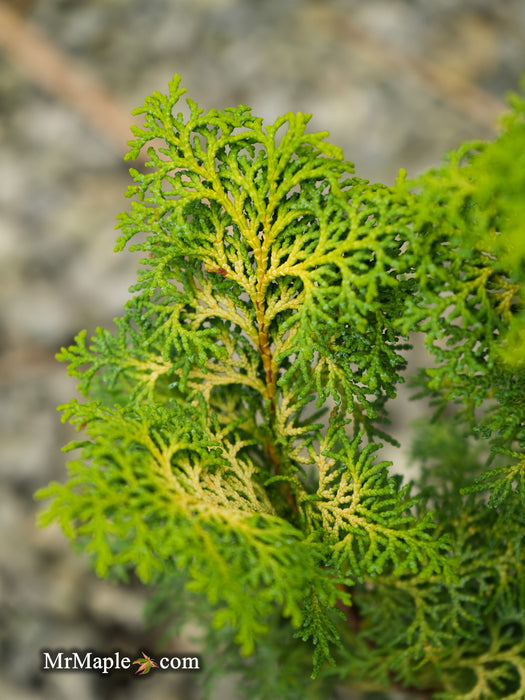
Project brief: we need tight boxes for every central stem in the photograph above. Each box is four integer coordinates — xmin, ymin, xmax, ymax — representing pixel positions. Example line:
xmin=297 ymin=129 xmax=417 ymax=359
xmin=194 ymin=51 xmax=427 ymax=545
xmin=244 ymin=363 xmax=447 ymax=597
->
xmin=253 ymin=233 xmax=298 ymax=515
xmin=255 ymin=298 xmax=277 ymax=411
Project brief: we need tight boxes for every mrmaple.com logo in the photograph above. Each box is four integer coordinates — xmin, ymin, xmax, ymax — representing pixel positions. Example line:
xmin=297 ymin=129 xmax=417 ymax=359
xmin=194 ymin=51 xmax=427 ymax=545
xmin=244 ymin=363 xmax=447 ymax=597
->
xmin=41 ymin=649 xmax=200 ymax=676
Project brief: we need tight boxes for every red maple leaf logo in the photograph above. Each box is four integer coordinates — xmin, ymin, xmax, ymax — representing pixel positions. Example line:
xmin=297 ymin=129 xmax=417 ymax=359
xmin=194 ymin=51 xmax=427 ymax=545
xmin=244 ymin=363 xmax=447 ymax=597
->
xmin=132 ymin=651 xmax=158 ymax=675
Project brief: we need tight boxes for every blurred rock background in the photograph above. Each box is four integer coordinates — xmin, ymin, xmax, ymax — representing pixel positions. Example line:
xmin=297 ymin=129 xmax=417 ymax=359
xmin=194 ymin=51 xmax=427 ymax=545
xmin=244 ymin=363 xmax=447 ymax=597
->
xmin=0 ymin=1 xmax=524 ymax=698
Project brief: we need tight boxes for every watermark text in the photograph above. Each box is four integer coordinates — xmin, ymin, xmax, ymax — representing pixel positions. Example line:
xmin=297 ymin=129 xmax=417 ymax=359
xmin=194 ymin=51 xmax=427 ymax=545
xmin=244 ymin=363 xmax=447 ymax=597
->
xmin=41 ymin=649 xmax=200 ymax=676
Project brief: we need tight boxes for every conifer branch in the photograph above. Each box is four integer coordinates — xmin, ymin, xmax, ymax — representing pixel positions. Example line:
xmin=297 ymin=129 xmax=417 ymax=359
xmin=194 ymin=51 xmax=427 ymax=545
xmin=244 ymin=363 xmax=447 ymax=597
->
xmin=36 ymin=74 xmax=525 ymax=700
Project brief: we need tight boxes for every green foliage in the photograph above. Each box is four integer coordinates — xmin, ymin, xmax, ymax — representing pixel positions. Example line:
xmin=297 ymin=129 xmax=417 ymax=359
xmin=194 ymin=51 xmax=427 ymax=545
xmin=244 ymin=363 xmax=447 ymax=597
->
xmin=36 ymin=75 xmax=525 ymax=699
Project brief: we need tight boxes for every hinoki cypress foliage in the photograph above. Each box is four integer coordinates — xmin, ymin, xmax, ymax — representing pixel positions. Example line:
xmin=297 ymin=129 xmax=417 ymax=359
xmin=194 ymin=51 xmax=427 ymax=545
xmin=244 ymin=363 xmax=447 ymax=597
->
xmin=37 ymin=76 xmax=525 ymax=699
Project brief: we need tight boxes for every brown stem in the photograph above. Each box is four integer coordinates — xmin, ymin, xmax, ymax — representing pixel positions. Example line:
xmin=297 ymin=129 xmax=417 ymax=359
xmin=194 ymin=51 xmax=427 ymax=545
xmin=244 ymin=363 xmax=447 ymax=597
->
xmin=264 ymin=436 xmax=298 ymax=515
xmin=255 ymin=301 xmax=277 ymax=413
xmin=254 ymin=295 xmax=299 ymax=514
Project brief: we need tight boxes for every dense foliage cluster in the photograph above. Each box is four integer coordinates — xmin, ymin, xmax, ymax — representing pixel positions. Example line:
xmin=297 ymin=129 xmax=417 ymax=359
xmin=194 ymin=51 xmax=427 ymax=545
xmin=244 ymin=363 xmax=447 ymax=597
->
xmin=37 ymin=76 xmax=525 ymax=699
